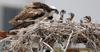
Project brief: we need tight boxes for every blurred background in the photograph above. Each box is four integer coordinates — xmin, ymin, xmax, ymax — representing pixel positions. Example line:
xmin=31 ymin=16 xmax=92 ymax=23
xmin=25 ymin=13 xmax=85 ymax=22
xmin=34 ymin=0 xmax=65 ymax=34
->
xmin=0 ymin=0 xmax=100 ymax=31
xmin=0 ymin=0 xmax=44 ymax=31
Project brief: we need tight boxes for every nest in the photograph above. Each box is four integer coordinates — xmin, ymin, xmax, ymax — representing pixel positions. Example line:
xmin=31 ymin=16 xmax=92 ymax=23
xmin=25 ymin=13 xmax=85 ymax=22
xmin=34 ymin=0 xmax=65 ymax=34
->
xmin=0 ymin=1 xmax=100 ymax=52
xmin=0 ymin=20 xmax=100 ymax=52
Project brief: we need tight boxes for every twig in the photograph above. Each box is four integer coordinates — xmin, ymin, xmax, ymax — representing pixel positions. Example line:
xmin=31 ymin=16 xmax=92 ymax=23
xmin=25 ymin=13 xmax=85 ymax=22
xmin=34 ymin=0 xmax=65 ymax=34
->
xmin=81 ymin=33 xmax=98 ymax=52
xmin=42 ymin=41 xmax=54 ymax=52
xmin=63 ymin=30 xmax=73 ymax=52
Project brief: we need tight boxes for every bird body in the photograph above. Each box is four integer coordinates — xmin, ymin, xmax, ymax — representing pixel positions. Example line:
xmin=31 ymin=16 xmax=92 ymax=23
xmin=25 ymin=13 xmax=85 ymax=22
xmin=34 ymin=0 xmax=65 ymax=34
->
xmin=9 ymin=2 xmax=59 ymax=29
xmin=9 ymin=8 xmax=45 ymax=26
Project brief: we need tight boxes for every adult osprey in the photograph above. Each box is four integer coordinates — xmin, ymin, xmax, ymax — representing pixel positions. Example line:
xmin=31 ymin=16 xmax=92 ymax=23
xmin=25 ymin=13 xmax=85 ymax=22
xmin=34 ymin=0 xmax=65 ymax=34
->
xmin=9 ymin=2 xmax=59 ymax=29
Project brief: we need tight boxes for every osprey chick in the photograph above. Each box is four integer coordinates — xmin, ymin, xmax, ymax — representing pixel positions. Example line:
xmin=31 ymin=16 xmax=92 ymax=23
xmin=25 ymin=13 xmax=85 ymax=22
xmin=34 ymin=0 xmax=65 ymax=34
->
xmin=66 ymin=12 xmax=75 ymax=24
xmin=60 ymin=10 xmax=66 ymax=20
xmin=57 ymin=9 xmax=66 ymax=23
xmin=67 ymin=13 xmax=75 ymax=21
xmin=80 ymin=16 xmax=95 ymax=29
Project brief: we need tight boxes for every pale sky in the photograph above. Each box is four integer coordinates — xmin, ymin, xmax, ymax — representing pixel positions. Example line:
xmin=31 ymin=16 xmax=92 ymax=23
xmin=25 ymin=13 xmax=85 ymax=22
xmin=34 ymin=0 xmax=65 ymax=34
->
xmin=0 ymin=0 xmax=100 ymax=23
xmin=45 ymin=0 xmax=100 ymax=23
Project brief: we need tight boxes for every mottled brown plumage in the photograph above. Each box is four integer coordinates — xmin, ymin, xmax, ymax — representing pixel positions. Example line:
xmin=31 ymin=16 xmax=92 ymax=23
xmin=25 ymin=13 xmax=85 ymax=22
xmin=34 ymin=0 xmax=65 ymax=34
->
xmin=9 ymin=7 xmax=45 ymax=26
xmin=9 ymin=2 xmax=59 ymax=28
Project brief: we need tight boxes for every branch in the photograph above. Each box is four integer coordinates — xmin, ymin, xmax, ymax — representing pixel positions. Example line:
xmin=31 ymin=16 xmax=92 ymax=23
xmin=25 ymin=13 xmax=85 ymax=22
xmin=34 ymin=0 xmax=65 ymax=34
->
xmin=63 ymin=30 xmax=73 ymax=52
xmin=81 ymin=33 xmax=98 ymax=52
xmin=42 ymin=41 xmax=54 ymax=52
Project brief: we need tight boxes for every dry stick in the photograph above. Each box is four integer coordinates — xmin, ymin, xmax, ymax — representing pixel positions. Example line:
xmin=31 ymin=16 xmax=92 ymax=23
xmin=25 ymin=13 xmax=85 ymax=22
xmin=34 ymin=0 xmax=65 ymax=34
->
xmin=42 ymin=41 xmax=54 ymax=52
xmin=18 ymin=20 xmax=35 ymax=22
xmin=10 ymin=18 xmax=46 ymax=51
xmin=63 ymin=30 xmax=73 ymax=52
xmin=0 ymin=36 xmax=12 ymax=43
xmin=23 ymin=17 xmax=47 ymax=36
xmin=38 ymin=38 xmax=43 ymax=52
xmin=44 ymin=33 xmax=53 ymax=41
xmin=81 ymin=33 xmax=98 ymax=52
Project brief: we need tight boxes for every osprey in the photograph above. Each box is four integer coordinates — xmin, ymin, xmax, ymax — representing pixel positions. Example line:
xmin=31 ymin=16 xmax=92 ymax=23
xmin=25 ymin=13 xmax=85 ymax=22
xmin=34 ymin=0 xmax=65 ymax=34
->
xmin=60 ymin=10 xmax=66 ymax=20
xmin=67 ymin=13 xmax=75 ymax=21
xmin=66 ymin=13 xmax=75 ymax=24
xmin=9 ymin=6 xmax=44 ymax=26
xmin=59 ymin=10 xmax=66 ymax=23
xmin=9 ymin=2 xmax=59 ymax=29
xmin=80 ymin=16 xmax=95 ymax=29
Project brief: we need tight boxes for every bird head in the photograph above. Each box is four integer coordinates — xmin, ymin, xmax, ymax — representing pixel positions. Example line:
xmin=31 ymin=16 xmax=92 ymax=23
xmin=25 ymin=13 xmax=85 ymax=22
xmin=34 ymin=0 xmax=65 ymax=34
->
xmin=68 ymin=13 xmax=75 ymax=21
xmin=60 ymin=10 xmax=66 ymax=14
xmin=48 ymin=5 xmax=59 ymax=14
xmin=68 ymin=13 xmax=75 ymax=18
xmin=52 ymin=9 xmax=59 ymax=14
xmin=84 ymin=16 xmax=91 ymax=22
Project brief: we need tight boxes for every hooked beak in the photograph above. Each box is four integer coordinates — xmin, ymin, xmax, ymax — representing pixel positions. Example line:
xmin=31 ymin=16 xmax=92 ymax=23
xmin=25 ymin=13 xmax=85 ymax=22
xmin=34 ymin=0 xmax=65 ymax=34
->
xmin=52 ymin=9 xmax=59 ymax=14
xmin=55 ymin=9 xmax=59 ymax=14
